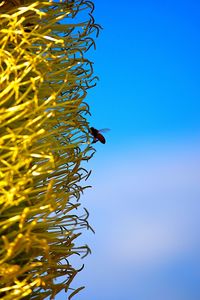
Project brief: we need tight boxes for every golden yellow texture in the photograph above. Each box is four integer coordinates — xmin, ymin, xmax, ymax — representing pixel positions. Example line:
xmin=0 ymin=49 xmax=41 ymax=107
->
xmin=0 ymin=1 xmax=100 ymax=298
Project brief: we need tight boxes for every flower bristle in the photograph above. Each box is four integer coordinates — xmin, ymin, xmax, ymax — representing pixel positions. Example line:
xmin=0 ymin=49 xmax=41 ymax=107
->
xmin=0 ymin=1 xmax=100 ymax=298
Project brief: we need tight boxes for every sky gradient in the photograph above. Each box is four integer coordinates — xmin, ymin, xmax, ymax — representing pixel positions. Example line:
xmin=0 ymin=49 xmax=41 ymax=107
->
xmin=58 ymin=1 xmax=200 ymax=299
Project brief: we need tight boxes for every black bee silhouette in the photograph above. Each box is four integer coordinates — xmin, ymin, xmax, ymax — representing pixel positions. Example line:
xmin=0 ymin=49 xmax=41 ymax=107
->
xmin=90 ymin=127 xmax=109 ymax=144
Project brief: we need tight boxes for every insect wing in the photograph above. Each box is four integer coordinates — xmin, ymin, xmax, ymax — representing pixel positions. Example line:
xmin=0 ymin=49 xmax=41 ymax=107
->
xmin=98 ymin=128 xmax=110 ymax=133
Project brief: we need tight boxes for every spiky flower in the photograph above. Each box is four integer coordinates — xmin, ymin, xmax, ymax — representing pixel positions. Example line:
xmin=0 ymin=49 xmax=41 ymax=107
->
xmin=0 ymin=0 xmax=100 ymax=299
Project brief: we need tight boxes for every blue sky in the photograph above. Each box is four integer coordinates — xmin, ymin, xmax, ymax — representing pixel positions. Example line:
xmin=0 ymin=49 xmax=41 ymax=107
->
xmin=58 ymin=0 xmax=200 ymax=299
xmin=89 ymin=0 xmax=200 ymax=142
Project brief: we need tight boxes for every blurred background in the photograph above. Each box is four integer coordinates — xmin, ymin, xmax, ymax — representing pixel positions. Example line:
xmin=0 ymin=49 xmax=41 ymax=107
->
xmin=59 ymin=0 xmax=200 ymax=299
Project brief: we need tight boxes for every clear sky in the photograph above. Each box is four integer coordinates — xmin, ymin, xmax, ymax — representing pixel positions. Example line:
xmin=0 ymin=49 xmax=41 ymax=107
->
xmin=58 ymin=1 xmax=200 ymax=299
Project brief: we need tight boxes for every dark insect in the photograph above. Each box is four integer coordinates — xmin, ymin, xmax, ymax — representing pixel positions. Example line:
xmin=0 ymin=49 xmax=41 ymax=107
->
xmin=90 ymin=127 xmax=109 ymax=144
